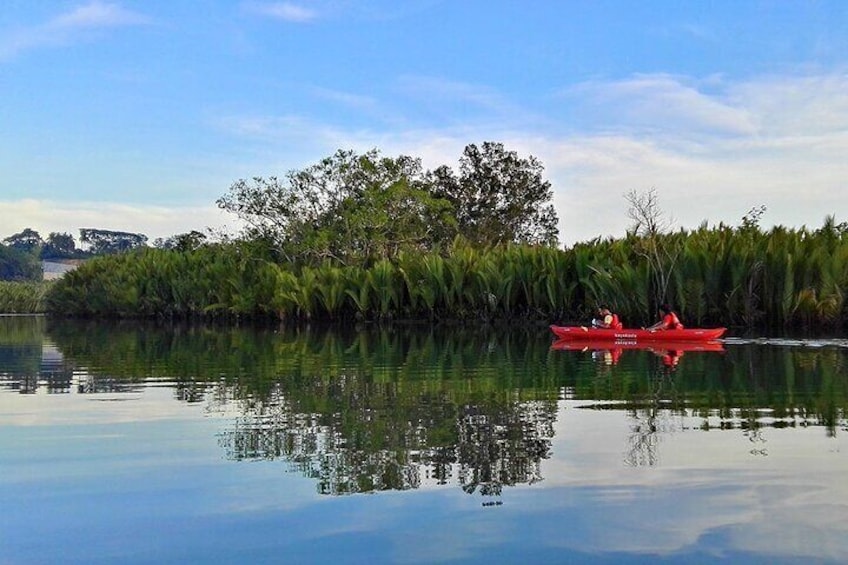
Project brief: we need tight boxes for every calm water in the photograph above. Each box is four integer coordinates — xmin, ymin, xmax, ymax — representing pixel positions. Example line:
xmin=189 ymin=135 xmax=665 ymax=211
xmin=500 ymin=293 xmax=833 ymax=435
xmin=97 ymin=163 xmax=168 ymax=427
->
xmin=2 ymin=316 xmax=847 ymax=564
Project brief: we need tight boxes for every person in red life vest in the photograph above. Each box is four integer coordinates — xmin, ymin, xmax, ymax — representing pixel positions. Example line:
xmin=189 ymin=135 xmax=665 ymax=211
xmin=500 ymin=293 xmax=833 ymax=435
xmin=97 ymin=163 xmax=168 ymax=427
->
xmin=661 ymin=349 xmax=683 ymax=368
xmin=645 ymin=303 xmax=684 ymax=331
xmin=592 ymin=348 xmax=623 ymax=365
xmin=591 ymin=305 xmax=623 ymax=329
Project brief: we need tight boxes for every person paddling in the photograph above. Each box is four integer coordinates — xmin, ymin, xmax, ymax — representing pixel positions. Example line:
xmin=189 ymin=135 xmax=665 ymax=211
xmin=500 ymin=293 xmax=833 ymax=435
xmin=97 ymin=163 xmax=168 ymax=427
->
xmin=645 ymin=303 xmax=684 ymax=331
xmin=592 ymin=305 xmax=623 ymax=330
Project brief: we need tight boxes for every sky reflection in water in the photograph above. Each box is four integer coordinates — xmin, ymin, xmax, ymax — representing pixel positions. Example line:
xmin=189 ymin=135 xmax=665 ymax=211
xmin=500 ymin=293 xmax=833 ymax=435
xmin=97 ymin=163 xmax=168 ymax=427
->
xmin=1 ymin=317 xmax=847 ymax=564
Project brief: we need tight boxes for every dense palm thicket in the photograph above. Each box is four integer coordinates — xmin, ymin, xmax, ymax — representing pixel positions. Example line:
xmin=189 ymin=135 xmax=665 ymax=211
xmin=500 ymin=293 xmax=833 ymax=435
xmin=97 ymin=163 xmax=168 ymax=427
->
xmin=45 ymin=217 xmax=848 ymax=328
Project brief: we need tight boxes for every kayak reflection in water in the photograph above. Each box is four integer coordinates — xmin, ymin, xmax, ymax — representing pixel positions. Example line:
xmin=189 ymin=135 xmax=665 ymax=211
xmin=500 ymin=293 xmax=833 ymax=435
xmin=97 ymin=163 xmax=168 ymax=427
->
xmin=592 ymin=348 xmax=623 ymax=365
xmin=659 ymin=349 xmax=684 ymax=369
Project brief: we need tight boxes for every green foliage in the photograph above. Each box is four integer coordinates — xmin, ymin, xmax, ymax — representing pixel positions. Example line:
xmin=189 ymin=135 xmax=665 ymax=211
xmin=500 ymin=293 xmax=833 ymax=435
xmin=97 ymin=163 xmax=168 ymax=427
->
xmin=79 ymin=228 xmax=148 ymax=254
xmin=0 ymin=244 xmax=42 ymax=281
xmin=3 ymin=228 xmax=44 ymax=253
xmin=218 ymin=149 xmax=456 ymax=265
xmin=218 ymin=143 xmax=559 ymax=265
xmin=0 ymin=281 xmax=52 ymax=313
xmin=430 ymin=142 xmax=559 ymax=246
xmin=43 ymin=217 xmax=848 ymax=329
xmin=41 ymin=232 xmax=78 ymax=259
xmin=153 ymin=230 xmax=208 ymax=252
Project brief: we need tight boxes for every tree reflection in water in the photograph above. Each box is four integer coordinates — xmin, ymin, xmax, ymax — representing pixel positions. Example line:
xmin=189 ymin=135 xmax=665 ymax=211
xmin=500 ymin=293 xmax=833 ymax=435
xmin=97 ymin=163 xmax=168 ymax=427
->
xmin=215 ymin=382 xmax=555 ymax=497
xmin=2 ymin=318 xmax=846 ymax=497
xmin=623 ymin=358 xmax=682 ymax=468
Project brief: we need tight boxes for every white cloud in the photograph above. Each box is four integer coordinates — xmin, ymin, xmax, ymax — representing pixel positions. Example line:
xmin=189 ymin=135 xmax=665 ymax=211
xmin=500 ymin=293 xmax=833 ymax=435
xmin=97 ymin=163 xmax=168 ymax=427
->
xmin=49 ymin=1 xmax=149 ymax=29
xmin=566 ymin=74 xmax=758 ymax=136
xmin=213 ymin=113 xmax=358 ymax=169
xmin=244 ymin=2 xmax=318 ymax=22
xmin=540 ymin=71 xmax=848 ymax=243
xmin=243 ymin=1 xmax=442 ymax=24
xmin=727 ymin=73 xmax=848 ymax=135
xmin=0 ymin=1 xmax=150 ymax=60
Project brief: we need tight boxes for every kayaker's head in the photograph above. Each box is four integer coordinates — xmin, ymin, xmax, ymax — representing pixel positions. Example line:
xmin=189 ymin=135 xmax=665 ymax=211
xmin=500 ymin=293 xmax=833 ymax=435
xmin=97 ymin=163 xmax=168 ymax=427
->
xmin=659 ymin=303 xmax=672 ymax=314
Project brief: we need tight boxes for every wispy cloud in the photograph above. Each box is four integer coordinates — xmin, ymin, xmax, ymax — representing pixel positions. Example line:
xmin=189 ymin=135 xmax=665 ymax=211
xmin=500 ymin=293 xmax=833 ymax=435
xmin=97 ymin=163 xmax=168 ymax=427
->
xmin=309 ymin=86 xmax=379 ymax=112
xmin=244 ymin=1 xmax=442 ymax=24
xmin=244 ymin=2 xmax=319 ymax=23
xmin=0 ymin=1 xmax=149 ymax=60
xmin=49 ymin=1 xmax=148 ymax=29
xmin=565 ymin=74 xmax=758 ymax=137
xmin=541 ymin=71 xmax=848 ymax=242
xmin=396 ymin=75 xmax=541 ymax=127
xmin=727 ymin=72 xmax=848 ymax=135
xmin=216 ymin=113 xmax=339 ymax=145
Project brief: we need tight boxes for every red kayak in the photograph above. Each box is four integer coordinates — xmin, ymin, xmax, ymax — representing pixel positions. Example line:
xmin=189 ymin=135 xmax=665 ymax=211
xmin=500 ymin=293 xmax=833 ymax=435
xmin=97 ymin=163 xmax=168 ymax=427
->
xmin=551 ymin=338 xmax=725 ymax=353
xmin=549 ymin=325 xmax=727 ymax=342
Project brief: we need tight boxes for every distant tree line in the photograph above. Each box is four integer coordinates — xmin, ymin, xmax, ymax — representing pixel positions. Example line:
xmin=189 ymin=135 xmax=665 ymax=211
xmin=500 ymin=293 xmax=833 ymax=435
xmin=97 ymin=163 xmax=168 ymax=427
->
xmin=0 ymin=227 xmax=153 ymax=281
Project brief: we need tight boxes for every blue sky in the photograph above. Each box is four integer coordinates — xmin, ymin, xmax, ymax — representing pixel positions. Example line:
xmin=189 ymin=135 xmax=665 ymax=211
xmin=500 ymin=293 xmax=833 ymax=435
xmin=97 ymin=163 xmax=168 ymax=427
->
xmin=2 ymin=1 xmax=847 ymax=245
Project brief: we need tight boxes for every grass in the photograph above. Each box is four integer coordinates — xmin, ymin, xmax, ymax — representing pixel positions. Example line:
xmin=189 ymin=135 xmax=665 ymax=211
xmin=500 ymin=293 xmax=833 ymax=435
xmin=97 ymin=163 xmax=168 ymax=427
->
xmin=0 ymin=281 xmax=53 ymax=313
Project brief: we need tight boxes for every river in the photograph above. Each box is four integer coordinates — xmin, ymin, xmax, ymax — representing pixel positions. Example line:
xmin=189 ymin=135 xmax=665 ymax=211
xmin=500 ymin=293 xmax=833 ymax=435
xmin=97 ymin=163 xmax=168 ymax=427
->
xmin=1 ymin=316 xmax=847 ymax=563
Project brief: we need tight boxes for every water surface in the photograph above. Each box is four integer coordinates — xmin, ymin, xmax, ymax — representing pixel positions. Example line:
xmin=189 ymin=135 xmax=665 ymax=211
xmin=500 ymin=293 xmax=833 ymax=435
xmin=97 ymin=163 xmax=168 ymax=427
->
xmin=1 ymin=317 xmax=847 ymax=564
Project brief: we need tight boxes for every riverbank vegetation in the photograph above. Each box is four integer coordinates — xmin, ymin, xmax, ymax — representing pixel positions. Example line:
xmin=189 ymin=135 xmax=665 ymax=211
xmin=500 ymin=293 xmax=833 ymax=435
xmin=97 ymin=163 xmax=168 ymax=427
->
xmin=30 ymin=143 xmax=848 ymax=328
xmin=0 ymin=281 xmax=51 ymax=313
xmin=44 ymin=215 xmax=848 ymax=328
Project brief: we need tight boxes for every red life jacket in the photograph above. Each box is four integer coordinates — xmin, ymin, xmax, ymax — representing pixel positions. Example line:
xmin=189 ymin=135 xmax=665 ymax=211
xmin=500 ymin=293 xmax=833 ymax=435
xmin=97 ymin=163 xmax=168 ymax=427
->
xmin=663 ymin=312 xmax=683 ymax=330
xmin=610 ymin=314 xmax=623 ymax=330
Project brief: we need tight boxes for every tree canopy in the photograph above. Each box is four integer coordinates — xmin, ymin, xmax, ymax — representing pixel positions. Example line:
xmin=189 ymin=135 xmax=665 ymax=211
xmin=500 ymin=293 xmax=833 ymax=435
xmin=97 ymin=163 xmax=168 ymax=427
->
xmin=79 ymin=228 xmax=148 ymax=254
xmin=430 ymin=142 xmax=559 ymax=247
xmin=153 ymin=231 xmax=208 ymax=252
xmin=218 ymin=143 xmax=559 ymax=264
xmin=42 ymin=232 xmax=78 ymax=259
xmin=3 ymin=228 xmax=43 ymax=253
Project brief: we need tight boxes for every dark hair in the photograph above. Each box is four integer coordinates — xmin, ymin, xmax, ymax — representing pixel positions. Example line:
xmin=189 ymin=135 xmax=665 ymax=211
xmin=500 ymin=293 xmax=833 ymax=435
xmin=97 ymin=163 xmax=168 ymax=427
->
xmin=660 ymin=303 xmax=672 ymax=313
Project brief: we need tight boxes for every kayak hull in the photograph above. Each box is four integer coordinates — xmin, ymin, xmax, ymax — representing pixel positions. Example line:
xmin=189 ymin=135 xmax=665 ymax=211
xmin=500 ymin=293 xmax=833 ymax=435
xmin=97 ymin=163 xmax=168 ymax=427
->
xmin=551 ymin=339 xmax=725 ymax=353
xmin=549 ymin=325 xmax=727 ymax=342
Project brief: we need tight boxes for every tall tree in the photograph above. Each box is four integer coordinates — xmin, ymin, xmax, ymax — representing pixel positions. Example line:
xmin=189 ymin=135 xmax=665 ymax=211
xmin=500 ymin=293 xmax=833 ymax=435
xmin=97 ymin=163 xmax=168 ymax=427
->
xmin=430 ymin=142 xmax=559 ymax=247
xmin=43 ymin=232 xmax=77 ymax=259
xmin=218 ymin=149 xmax=456 ymax=264
xmin=79 ymin=229 xmax=148 ymax=254
xmin=625 ymin=188 xmax=680 ymax=313
xmin=3 ymin=228 xmax=43 ymax=253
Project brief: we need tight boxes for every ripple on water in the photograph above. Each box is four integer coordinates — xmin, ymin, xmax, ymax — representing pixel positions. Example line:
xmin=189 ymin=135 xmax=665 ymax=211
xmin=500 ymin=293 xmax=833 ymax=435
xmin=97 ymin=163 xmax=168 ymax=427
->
xmin=723 ymin=337 xmax=848 ymax=348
